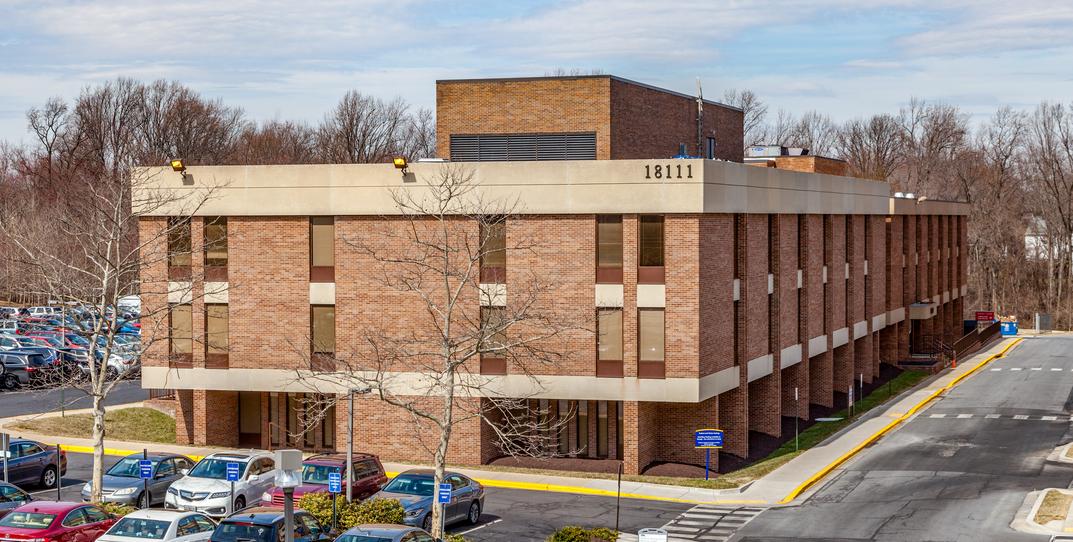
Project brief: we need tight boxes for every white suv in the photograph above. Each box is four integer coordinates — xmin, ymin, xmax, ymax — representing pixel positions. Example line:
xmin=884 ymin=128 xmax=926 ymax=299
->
xmin=165 ymin=451 xmax=275 ymax=517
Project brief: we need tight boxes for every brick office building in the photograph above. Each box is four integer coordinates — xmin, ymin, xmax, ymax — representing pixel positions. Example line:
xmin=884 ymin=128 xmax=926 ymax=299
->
xmin=138 ymin=76 xmax=968 ymax=474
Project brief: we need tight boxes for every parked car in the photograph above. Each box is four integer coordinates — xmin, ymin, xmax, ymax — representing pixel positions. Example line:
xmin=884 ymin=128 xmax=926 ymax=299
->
xmin=210 ymin=507 xmax=330 ymax=542
xmin=372 ymin=469 xmax=483 ymax=532
xmin=0 ymin=502 xmax=116 ymax=542
xmin=0 ymin=482 xmax=32 ymax=519
xmin=336 ymin=524 xmax=434 ymax=542
xmin=0 ymin=353 xmax=30 ymax=390
xmin=24 ymin=307 xmax=58 ymax=318
xmin=166 ymin=451 xmax=275 ymax=517
xmin=82 ymin=453 xmax=196 ymax=508
xmin=0 ymin=335 xmax=21 ymax=350
xmin=99 ymin=509 xmax=216 ymax=542
xmin=3 ymin=438 xmax=67 ymax=489
xmin=261 ymin=453 xmax=386 ymax=506
xmin=0 ymin=320 xmax=16 ymax=334
xmin=1 ymin=350 xmax=59 ymax=386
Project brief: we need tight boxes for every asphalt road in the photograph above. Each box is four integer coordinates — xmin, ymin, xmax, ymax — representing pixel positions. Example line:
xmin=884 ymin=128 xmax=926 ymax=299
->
xmin=0 ymin=380 xmax=147 ymax=418
xmin=734 ymin=336 xmax=1073 ymax=542
xmin=17 ymin=451 xmax=689 ymax=541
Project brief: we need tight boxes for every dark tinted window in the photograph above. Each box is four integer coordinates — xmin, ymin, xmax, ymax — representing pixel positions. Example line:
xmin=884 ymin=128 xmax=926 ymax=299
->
xmin=214 ymin=521 xmax=277 ymax=542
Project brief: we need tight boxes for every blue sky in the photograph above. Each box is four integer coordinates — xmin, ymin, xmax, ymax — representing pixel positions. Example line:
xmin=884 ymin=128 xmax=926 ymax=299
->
xmin=1 ymin=0 xmax=1072 ymax=143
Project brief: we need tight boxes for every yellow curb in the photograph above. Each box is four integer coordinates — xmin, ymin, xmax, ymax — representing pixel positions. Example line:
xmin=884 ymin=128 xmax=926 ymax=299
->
xmin=56 ymin=444 xmax=205 ymax=462
xmin=778 ymin=337 xmax=1024 ymax=505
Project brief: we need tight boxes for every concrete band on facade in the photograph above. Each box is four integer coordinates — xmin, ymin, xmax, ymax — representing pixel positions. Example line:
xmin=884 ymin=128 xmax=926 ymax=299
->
xmin=134 ymin=159 xmax=961 ymax=218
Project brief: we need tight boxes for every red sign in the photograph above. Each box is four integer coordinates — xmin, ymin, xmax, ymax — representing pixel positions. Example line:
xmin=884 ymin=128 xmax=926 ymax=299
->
xmin=975 ymin=311 xmax=995 ymax=322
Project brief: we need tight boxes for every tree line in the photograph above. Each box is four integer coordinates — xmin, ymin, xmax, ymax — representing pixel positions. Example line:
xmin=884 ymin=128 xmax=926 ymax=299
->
xmin=725 ymin=90 xmax=1073 ymax=330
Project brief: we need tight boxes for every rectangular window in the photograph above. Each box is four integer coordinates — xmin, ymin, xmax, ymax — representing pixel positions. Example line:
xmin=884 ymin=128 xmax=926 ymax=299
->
xmin=311 ymin=305 xmax=335 ymax=371
xmin=638 ymin=308 xmax=665 ymax=378
xmin=638 ymin=215 xmax=665 ymax=284
xmin=168 ymin=218 xmax=192 ymax=280
xmin=169 ymin=303 xmax=192 ymax=365
xmin=204 ymin=217 xmax=228 ymax=281
xmin=577 ymin=401 xmax=589 ymax=457
xmin=480 ymin=219 xmax=506 ymax=283
xmin=310 ymin=217 xmax=335 ymax=282
xmin=480 ymin=306 xmax=507 ymax=374
xmin=597 ymin=401 xmax=609 ymax=458
xmin=707 ymin=137 xmax=716 ymax=160
xmin=205 ymin=304 xmax=228 ymax=368
xmin=596 ymin=308 xmax=623 ymax=377
xmin=596 ymin=215 xmax=623 ymax=283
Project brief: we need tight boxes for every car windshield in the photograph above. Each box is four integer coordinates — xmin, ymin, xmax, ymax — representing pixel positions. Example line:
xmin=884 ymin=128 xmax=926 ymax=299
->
xmin=0 ymin=511 xmax=57 ymax=529
xmin=213 ymin=522 xmax=278 ymax=542
xmin=108 ymin=457 xmax=149 ymax=478
xmin=66 ymin=335 xmax=90 ymax=347
xmin=14 ymin=338 xmax=35 ymax=346
xmin=188 ymin=458 xmax=244 ymax=480
xmin=301 ymin=464 xmax=340 ymax=485
xmin=36 ymin=336 xmax=62 ymax=347
xmin=337 ymin=536 xmax=392 ymax=542
xmin=382 ymin=475 xmax=434 ymax=496
xmin=107 ymin=517 xmax=170 ymax=539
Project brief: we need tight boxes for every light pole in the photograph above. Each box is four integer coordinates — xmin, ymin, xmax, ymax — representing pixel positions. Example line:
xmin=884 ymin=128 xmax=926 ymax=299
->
xmin=345 ymin=387 xmax=371 ymax=503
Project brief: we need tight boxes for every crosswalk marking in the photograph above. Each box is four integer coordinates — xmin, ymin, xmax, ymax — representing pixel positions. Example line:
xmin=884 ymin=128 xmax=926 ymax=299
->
xmin=926 ymin=413 xmax=1067 ymax=422
xmin=1032 ymin=367 xmax=1043 ymax=371
xmin=653 ymin=504 xmax=766 ymax=541
xmin=1053 ymin=368 xmax=1064 ymax=371
xmin=1011 ymin=368 xmax=1023 ymax=371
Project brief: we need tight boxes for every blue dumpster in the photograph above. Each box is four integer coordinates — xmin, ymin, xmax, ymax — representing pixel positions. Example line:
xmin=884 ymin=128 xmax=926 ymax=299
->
xmin=1000 ymin=321 xmax=1018 ymax=336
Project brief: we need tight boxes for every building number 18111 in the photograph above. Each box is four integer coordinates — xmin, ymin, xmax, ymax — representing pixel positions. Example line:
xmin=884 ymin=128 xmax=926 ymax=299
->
xmin=645 ymin=164 xmax=693 ymax=179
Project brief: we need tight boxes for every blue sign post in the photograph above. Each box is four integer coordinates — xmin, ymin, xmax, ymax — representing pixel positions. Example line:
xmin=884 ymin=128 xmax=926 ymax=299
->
xmin=437 ymin=483 xmax=452 ymax=535
xmin=328 ymin=471 xmax=342 ymax=531
xmin=138 ymin=459 xmax=153 ymax=479
xmin=694 ymin=429 xmax=725 ymax=481
xmin=226 ymin=462 xmax=240 ymax=514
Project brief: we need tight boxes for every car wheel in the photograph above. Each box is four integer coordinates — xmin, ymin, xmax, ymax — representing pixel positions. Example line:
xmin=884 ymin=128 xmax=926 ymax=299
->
xmin=2 ymin=374 xmax=18 ymax=390
xmin=138 ymin=491 xmax=150 ymax=509
xmin=422 ymin=513 xmax=432 ymax=532
xmin=234 ymin=496 xmax=246 ymax=513
xmin=40 ymin=465 xmax=57 ymax=489
xmin=467 ymin=501 xmax=481 ymax=525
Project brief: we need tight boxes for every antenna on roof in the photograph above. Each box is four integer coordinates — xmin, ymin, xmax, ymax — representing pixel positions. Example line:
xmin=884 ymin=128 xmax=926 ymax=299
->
xmin=695 ymin=77 xmax=704 ymax=158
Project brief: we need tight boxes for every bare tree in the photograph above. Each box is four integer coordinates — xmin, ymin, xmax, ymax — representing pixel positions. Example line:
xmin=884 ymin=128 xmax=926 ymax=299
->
xmin=838 ymin=114 xmax=903 ymax=181
xmin=0 ymin=165 xmax=219 ymax=503
xmin=315 ymin=91 xmax=413 ymax=163
xmin=291 ymin=166 xmax=576 ymax=537
xmin=230 ymin=120 xmax=319 ymax=165
xmin=723 ymin=89 xmax=768 ymax=147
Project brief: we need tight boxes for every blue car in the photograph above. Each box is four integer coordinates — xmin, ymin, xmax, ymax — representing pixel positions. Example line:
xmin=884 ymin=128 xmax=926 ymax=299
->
xmin=3 ymin=438 xmax=67 ymax=489
xmin=371 ymin=469 xmax=484 ymax=532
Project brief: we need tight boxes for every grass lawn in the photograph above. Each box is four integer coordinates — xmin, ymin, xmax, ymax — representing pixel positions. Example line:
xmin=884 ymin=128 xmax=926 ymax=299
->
xmin=442 ymin=369 xmax=928 ymax=490
xmin=10 ymin=407 xmax=176 ymax=444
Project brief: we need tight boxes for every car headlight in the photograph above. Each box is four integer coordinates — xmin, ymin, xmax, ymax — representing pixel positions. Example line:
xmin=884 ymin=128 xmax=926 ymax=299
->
xmin=167 ymin=487 xmax=179 ymax=496
xmin=261 ymin=492 xmax=273 ymax=503
xmin=406 ymin=508 xmax=423 ymax=517
xmin=209 ymin=491 xmax=230 ymax=499
xmin=113 ymin=487 xmax=137 ymax=496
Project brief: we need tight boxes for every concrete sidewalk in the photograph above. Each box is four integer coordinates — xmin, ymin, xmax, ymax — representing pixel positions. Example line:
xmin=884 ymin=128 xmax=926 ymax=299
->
xmin=0 ymin=338 xmax=1021 ymax=506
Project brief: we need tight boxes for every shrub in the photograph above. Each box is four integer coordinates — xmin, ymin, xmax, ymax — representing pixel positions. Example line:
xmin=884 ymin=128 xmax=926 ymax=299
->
xmin=96 ymin=501 xmax=136 ymax=517
xmin=547 ymin=525 xmax=618 ymax=542
xmin=296 ymin=493 xmax=405 ymax=530
xmin=443 ymin=535 xmax=469 ymax=542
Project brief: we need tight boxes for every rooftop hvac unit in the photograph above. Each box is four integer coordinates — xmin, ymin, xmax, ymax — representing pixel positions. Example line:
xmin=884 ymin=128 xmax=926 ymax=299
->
xmin=786 ymin=147 xmax=810 ymax=156
xmin=745 ymin=145 xmax=785 ymax=158
xmin=894 ymin=192 xmax=905 ymax=198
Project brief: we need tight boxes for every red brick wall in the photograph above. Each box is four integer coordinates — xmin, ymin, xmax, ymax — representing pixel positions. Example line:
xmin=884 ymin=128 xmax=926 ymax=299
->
xmin=666 ymin=215 xmax=701 ymax=378
xmin=436 ymin=78 xmax=612 ymax=159
xmin=698 ymin=215 xmax=735 ymax=376
xmin=609 ymin=78 xmax=743 ymax=162
xmin=138 ymin=217 xmax=169 ymax=369
xmin=339 ymin=395 xmax=486 ymax=465
xmin=228 ymin=217 xmax=309 ymax=370
xmin=654 ymin=397 xmax=719 ymax=468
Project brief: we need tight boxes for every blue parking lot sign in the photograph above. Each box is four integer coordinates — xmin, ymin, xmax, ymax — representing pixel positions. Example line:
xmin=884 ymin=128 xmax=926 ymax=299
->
xmin=694 ymin=429 xmax=724 ymax=449
xmin=328 ymin=472 xmax=342 ymax=494
xmin=139 ymin=460 xmax=153 ymax=479
xmin=437 ymin=483 xmax=452 ymax=504
xmin=226 ymin=462 xmax=241 ymax=482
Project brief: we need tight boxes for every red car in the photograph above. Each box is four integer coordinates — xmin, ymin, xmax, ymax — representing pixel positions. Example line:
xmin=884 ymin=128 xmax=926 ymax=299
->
xmin=0 ymin=501 xmax=116 ymax=542
xmin=261 ymin=453 xmax=387 ymax=505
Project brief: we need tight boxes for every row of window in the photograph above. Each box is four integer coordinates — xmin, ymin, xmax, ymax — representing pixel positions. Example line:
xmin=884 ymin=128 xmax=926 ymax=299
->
xmin=166 ymin=215 xmax=666 ymax=285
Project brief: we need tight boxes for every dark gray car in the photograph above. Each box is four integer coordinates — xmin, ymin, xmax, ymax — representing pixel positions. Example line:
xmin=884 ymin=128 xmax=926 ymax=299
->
xmin=336 ymin=524 xmax=434 ymax=542
xmin=0 ymin=353 xmax=29 ymax=390
xmin=0 ymin=482 xmax=32 ymax=518
xmin=81 ymin=453 xmax=196 ymax=508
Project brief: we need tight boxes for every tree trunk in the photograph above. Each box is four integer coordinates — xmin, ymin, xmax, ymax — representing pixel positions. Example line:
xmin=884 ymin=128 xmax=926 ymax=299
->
xmin=90 ymin=394 xmax=106 ymax=502
xmin=429 ymin=385 xmax=455 ymax=539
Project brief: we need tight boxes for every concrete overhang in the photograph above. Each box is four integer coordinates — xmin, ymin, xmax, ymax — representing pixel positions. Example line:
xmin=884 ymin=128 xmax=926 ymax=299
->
xmin=909 ymin=301 xmax=939 ymax=320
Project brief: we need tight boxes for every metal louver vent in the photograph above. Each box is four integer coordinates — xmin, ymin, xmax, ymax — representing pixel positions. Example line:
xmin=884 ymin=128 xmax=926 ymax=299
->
xmin=450 ymin=133 xmax=596 ymax=161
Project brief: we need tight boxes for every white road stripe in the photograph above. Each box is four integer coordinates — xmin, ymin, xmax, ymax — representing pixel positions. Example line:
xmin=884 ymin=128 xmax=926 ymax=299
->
xmin=930 ymin=414 xmax=947 ymax=418
xmin=957 ymin=414 xmax=973 ymax=419
xmin=1043 ymin=416 xmax=1059 ymax=421
xmin=985 ymin=414 xmax=1001 ymax=419
xmin=1011 ymin=368 xmax=1023 ymax=371
xmin=990 ymin=368 xmax=1002 ymax=371
xmin=1052 ymin=368 xmax=1064 ymax=371
xmin=1032 ymin=367 xmax=1043 ymax=371
xmin=1014 ymin=415 xmax=1029 ymax=420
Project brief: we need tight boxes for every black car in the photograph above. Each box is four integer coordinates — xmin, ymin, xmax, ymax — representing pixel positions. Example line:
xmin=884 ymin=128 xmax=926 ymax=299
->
xmin=0 ymin=353 xmax=31 ymax=390
xmin=0 ymin=481 xmax=32 ymax=518
xmin=4 ymin=439 xmax=68 ymax=489
xmin=211 ymin=507 xmax=331 ymax=542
